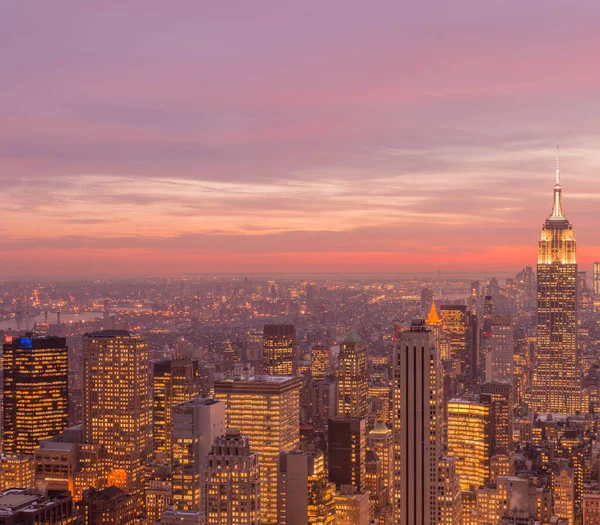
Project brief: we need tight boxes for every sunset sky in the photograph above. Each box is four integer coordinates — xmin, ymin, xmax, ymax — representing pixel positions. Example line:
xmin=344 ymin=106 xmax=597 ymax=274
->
xmin=2 ymin=1 xmax=600 ymax=277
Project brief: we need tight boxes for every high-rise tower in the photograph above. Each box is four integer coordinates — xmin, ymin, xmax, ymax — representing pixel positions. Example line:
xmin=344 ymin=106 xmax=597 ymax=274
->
xmin=82 ymin=330 xmax=152 ymax=498
xmin=214 ymin=375 xmax=301 ymax=525
xmin=393 ymin=319 xmax=443 ymax=525
xmin=532 ymin=151 xmax=581 ymax=414
xmin=2 ymin=335 xmax=68 ymax=455
xmin=263 ymin=324 xmax=296 ymax=376
xmin=337 ymin=331 xmax=368 ymax=419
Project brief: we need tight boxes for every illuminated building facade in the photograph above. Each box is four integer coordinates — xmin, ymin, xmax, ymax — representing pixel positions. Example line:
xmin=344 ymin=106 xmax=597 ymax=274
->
xmin=447 ymin=396 xmax=492 ymax=491
xmin=533 ymin=158 xmax=581 ymax=414
xmin=202 ymin=429 xmax=260 ymax=525
xmin=1 ymin=454 xmax=35 ymax=489
xmin=437 ymin=456 xmax=462 ymax=525
xmin=262 ymin=324 xmax=296 ymax=376
xmin=594 ymin=262 xmax=600 ymax=296
xmin=77 ymin=486 xmax=137 ymax=525
xmin=172 ymin=398 xmax=224 ymax=511
xmin=393 ymin=319 xmax=443 ymax=525
xmin=82 ymin=331 xmax=152 ymax=498
xmin=214 ymin=375 xmax=301 ymax=524
xmin=336 ymin=331 xmax=368 ymax=419
xmin=311 ymin=343 xmax=331 ymax=381
xmin=328 ymin=417 xmax=366 ymax=493
xmin=334 ymin=485 xmax=370 ymax=525
xmin=2 ymin=335 xmax=68 ymax=455
xmin=486 ymin=316 xmax=513 ymax=384
xmin=367 ymin=421 xmax=393 ymax=507
xmin=34 ymin=425 xmax=81 ymax=495
xmin=145 ymin=466 xmax=172 ymax=524
xmin=553 ymin=462 xmax=575 ymax=525
xmin=583 ymin=483 xmax=600 ymax=525
xmin=440 ymin=305 xmax=467 ymax=372
xmin=153 ymin=354 xmax=201 ymax=458
xmin=278 ymin=450 xmax=336 ymax=525
xmin=481 ymin=382 xmax=513 ymax=453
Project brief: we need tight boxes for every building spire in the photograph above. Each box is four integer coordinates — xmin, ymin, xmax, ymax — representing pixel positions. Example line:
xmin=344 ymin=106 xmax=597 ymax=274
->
xmin=551 ymin=145 xmax=564 ymax=219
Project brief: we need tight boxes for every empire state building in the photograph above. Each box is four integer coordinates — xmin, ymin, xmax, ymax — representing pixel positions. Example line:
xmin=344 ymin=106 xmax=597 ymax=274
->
xmin=531 ymin=151 xmax=581 ymax=414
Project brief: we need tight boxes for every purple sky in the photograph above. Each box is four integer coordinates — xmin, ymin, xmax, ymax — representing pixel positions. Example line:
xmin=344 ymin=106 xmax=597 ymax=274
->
xmin=2 ymin=1 xmax=600 ymax=277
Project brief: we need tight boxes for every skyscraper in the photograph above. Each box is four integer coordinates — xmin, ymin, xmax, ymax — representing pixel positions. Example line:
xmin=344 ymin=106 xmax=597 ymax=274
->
xmin=3 ymin=335 xmax=68 ymax=455
xmin=337 ymin=331 xmax=368 ymax=419
xmin=367 ymin=421 xmax=393 ymax=507
xmin=532 ymin=154 xmax=581 ymax=414
xmin=440 ymin=305 xmax=467 ymax=373
xmin=393 ymin=319 xmax=443 ymax=525
xmin=202 ymin=429 xmax=261 ymax=525
xmin=82 ymin=331 xmax=152 ymax=498
xmin=214 ymin=375 xmax=301 ymax=525
xmin=278 ymin=450 xmax=336 ymax=525
xmin=263 ymin=324 xmax=296 ymax=376
xmin=172 ymin=398 xmax=225 ymax=511
xmin=328 ymin=417 xmax=366 ymax=493
xmin=594 ymin=262 xmax=600 ymax=296
xmin=153 ymin=352 xmax=202 ymax=458
xmin=486 ymin=315 xmax=513 ymax=384
xmin=481 ymin=382 xmax=513 ymax=453
xmin=447 ymin=395 xmax=493 ymax=491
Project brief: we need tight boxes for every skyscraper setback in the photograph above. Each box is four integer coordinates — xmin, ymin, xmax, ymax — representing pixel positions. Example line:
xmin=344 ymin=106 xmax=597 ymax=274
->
xmin=532 ymin=155 xmax=581 ymax=414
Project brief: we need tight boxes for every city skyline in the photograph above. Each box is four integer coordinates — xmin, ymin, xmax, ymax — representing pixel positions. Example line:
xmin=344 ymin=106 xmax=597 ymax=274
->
xmin=3 ymin=2 xmax=600 ymax=276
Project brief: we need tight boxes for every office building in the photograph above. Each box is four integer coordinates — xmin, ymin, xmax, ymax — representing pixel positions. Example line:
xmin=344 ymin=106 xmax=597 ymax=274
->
xmin=82 ymin=331 xmax=152 ymax=497
xmin=77 ymin=486 xmax=137 ymax=525
xmin=553 ymin=462 xmax=575 ymax=525
xmin=278 ymin=450 xmax=336 ymax=525
xmin=262 ymin=324 xmax=296 ymax=376
xmin=367 ymin=421 xmax=393 ymax=506
xmin=2 ymin=335 xmax=68 ymax=455
xmin=440 ymin=305 xmax=467 ymax=373
xmin=172 ymin=398 xmax=224 ymax=511
xmin=0 ymin=489 xmax=75 ymax=524
xmin=594 ymin=262 xmax=600 ymax=296
xmin=447 ymin=395 xmax=493 ymax=491
xmin=437 ymin=457 xmax=462 ymax=525
xmin=1 ymin=455 xmax=35 ymax=489
xmin=311 ymin=343 xmax=331 ymax=381
xmin=583 ymin=484 xmax=600 ymax=525
xmin=334 ymin=485 xmax=370 ymax=525
xmin=153 ymin=353 xmax=201 ymax=458
xmin=486 ymin=316 xmax=513 ymax=384
xmin=328 ymin=417 xmax=366 ymax=493
xmin=481 ymin=382 xmax=513 ymax=453
xmin=202 ymin=429 xmax=260 ymax=525
xmin=532 ymin=159 xmax=581 ymax=414
xmin=214 ymin=375 xmax=301 ymax=524
xmin=393 ymin=319 xmax=443 ymax=525
xmin=33 ymin=425 xmax=81 ymax=495
xmin=337 ymin=331 xmax=368 ymax=419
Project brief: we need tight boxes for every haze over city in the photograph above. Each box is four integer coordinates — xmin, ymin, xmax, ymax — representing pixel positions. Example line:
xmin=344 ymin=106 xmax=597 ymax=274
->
xmin=3 ymin=1 xmax=600 ymax=276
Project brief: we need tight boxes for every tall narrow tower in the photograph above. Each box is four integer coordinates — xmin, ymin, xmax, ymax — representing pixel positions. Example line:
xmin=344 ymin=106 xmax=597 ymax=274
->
xmin=393 ymin=319 xmax=443 ymax=525
xmin=532 ymin=150 xmax=581 ymax=414
xmin=337 ymin=331 xmax=368 ymax=419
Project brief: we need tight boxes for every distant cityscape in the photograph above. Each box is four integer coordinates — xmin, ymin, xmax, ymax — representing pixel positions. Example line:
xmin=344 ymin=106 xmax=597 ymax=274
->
xmin=0 ymin=171 xmax=598 ymax=525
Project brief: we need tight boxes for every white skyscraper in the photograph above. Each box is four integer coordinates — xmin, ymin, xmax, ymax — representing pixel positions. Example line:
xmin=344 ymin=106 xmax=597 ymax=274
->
xmin=393 ymin=319 xmax=443 ymax=525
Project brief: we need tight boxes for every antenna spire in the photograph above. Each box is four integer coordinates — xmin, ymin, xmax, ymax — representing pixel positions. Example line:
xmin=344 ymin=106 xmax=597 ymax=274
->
xmin=556 ymin=145 xmax=560 ymax=185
